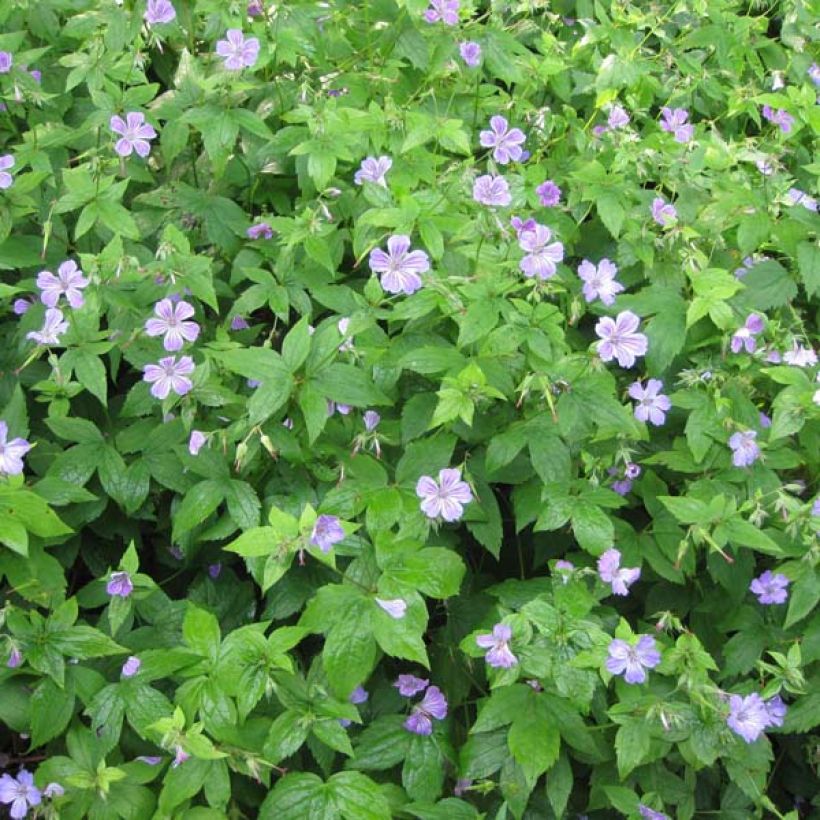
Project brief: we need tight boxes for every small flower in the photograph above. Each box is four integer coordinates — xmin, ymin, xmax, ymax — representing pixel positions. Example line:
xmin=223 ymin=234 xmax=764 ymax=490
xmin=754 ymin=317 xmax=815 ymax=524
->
xmin=416 ymin=468 xmax=473 ymax=522
xmin=595 ymin=310 xmax=648 ymax=368
xmin=337 ymin=317 xmax=353 ymax=352
xmin=606 ymin=635 xmax=661 ymax=684
xmin=510 ymin=216 xmax=537 ymax=236
xmin=759 ymin=411 xmax=772 ymax=429
xmin=728 ymin=430 xmax=760 ymax=468
xmin=0 ymin=52 xmax=12 ymax=73
xmin=216 ymin=29 xmax=260 ymax=70
xmin=0 ymin=421 xmax=32 ymax=476
xmin=624 ymin=462 xmax=641 ymax=480
xmin=231 ymin=315 xmax=250 ymax=330
xmin=404 ymin=685 xmax=448 ymax=735
xmin=727 ymin=693 xmax=769 ymax=743
xmin=518 ymin=223 xmax=564 ymax=280
xmin=809 ymin=63 xmax=820 ymax=87
xmin=246 ymin=222 xmax=273 ymax=240
xmin=756 ymin=158 xmax=774 ymax=176
xmin=375 ymin=598 xmax=407 ymax=619
xmin=459 ymin=41 xmax=481 ymax=68
xmin=0 ymin=154 xmax=14 ymax=189
xmin=423 ymin=0 xmax=459 ymax=26
xmin=188 ymin=430 xmax=207 ymax=455
xmin=395 ymin=674 xmax=429 ymax=697
xmin=369 ymin=235 xmax=430 ymax=296
xmin=473 ymin=174 xmax=511 ymax=207
xmin=339 ymin=684 xmax=369 ymax=727
xmin=110 ymin=112 xmax=157 ymax=158
xmin=121 ymin=656 xmax=141 ymax=677
xmin=173 ymin=746 xmax=190 ymax=767
xmin=107 ymin=571 xmax=133 ymax=598
xmin=628 ymin=379 xmax=671 ymax=426
xmin=535 ymin=179 xmax=561 ymax=207
xmin=354 ymin=156 xmax=392 ymax=187
xmin=638 ymin=805 xmax=669 ymax=820
xmin=730 ymin=314 xmax=765 ymax=353
xmin=554 ymin=559 xmax=574 ymax=582
xmin=651 ymin=196 xmax=677 ymax=226
xmin=208 ymin=563 xmax=222 ymax=578
xmin=36 ymin=259 xmax=89 ymax=309
xmin=12 ymin=298 xmax=32 ymax=315
xmin=143 ymin=355 xmax=195 ymax=399
xmin=7 ymin=647 xmax=23 ymax=668
xmin=363 ymin=410 xmax=380 ymax=432
xmin=597 ymin=548 xmax=640 ymax=596
xmin=750 ymin=570 xmax=789 ymax=605
xmin=310 ymin=514 xmax=345 ymax=553
xmin=476 ymin=624 xmax=518 ymax=668
xmin=479 ymin=116 xmax=527 ymax=165
xmin=612 ymin=478 xmax=632 ymax=496
xmin=770 ymin=71 xmax=785 ymax=90
xmin=136 ymin=756 xmax=163 ymax=765
xmin=761 ymin=105 xmax=794 ymax=134
xmin=659 ymin=107 xmax=694 ymax=143
xmin=145 ymin=299 xmax=200 ymax=351
xmin=782 ymin=342 xmax=817 ymax=367
xmin=763 ymin=695 xmax=787 ymax=727
xmin=784 ymin=188 xmax=818 ymax=212
xmin=144 ymin=0 xmax=176 ymax=25
xmin=608 ymin=105 xmax=630 ymax=129
xmin=454 ymin=779 xmax=472 ymax=797
xmin=577 ymin=258 xmax=623 ymax=305
xmin=26 ymin=307 xmax=69 ymax=346
xmin=0 ymin=769 xmax=42 ymax=820
xmin=43 ymin=783 xmax=64 ymax=799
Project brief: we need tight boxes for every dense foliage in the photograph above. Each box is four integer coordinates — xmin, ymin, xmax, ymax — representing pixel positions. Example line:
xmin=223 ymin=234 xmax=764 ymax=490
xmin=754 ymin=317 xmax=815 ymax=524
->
xmin=0 ymin=0 xmax=819 ymax=817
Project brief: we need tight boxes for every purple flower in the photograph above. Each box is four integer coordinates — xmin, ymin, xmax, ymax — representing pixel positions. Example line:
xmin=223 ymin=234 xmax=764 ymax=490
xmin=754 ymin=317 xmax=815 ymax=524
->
xmin=454 ymin=778 xmax=472 ymax=797
xmin=763 ymin=695 xmax=787 ymax=727
xmin=110 ymin=112 xmax=157 ymax=158
xmin=628 ymin=379 xmax=671 ymax=426
xmin=107 ymin=570 xmax=133 ymax=598
xmin=216 ymin=29 xmax=260 ymax=70
xmin=310 ymin=514 xmax=345 ymax=553
xmin=36 ymin=259 xmax=89 ymax=309
xmin=660 ymin=107 xmax=694 ymax=143
xmin=475 ymin=624 xmax=518 ymax=668
xmin=473 ymin=174 xmax=511 ymax=207
xmin=26 ymin=307 xmax=69 ymax=346
xmin=43 ymin=783 xmax=64 ymax=798
xmin=784 ymin=188 xmax=818 ymax=212
xmin=727 ymin=693 xmax=769 ymax=743
xmin=369 ymin=235 xmax=430 ymax=296
xmin=231 ymin=315 xmax=250 ymax=330
xmin=536 ymin=179 xmax=561 ymax=207
xmin=510 ymin=216 xmax=537 ymax=236
xmin=759 ymin=411 xmax=772 ymax=429
xmin=145 ymin=299 xmax=200 ymax=351
xmin=595 ymin=310 xmax=648 ymax=368
xmin=0 ymin=770 xmax=42 ymax=819
xmin=136 ymin=756 xmax=162 ymax=765
xmin=592 ymin=124 xmax=608 ymax=138
xmin=248 ymin=0 xmax=265 ymax=16
xmin=13 ymin=298 xmax=32 ymax=315
xmin=809 ymin=63 xmax=820 ymax=86
xmin=750 ymin=570 xmax=789 ymax=605
xmin=479 ymin=116 xmax=526 ymax=165
xmin=459 ymin=41 xmax=481 ymax=68
xmin=143 ymin=355 xmax=195 ymax=400
xmin=327 ymin=400 xmax=352 ymax=416
xmin=416 ymin=468 xmax=473 ymax=522
xmin=0 ymin=154 xmax=14 ymax=189
xmin=730 ymin=314 xmax=765 ymax=353
xmin=354 ymin=156 xmax=392 ymax=187
xmin=638 ymin=806 xmax=669 ymax=820
xmin=518 ymin=223 xmax=564 ymax=280
xmin=404 ymin=685 xmax=448 ymax=735
xmin=246 ymin=222 xmax=273 ymax=240
xmin=173 ymin=746 xmax=190 ymax=768
xmin=783 ymin=342 xmax=817 ymax=367
xmin=375 ymin=598 xmax=407 ymax=619
xmin=597 ymin=548 xmax=640 ymax=596
xmin=612 ymin=478 xmax=632 ymax=496
xmin=144 ymin=0 xmax=176 ymax=25
xmin=554 ymin=559 xmax=574 ymax=580
xmin=761 ymin=105 xmax=794 ymax=134
xmin=651 ymin=197 xmax=677 ymax=226
xmin=349 ymin=686 xmax=369 ymax=705
xmin=606 ymin=635 xmax=661 ymax=684
xmin=608 ymin=105 xmax=630 ymax=129
xmin=0 ymin=52 xmax=12 ymax=73
xmin=7 ymin=647 xmax=22 ymax=668
xmin=122 ymin=656 xmax=141 ymax=677
xmin=0 ymin=421 xmax=32 ymax=476
xmin=756 ymin=158 xmax=774 ymax=176
xmin=423 ymin=0 xmax=459 ymax=25
xmin=728 ymin=430 xmax=760 ymax=468
xmin=363 ymin=410 xmax=380 ymax=432
xmin=188 ymin=430 xmax=207 ymax=455
xmin=625 ymin=463 xmax=641 ymax=480
xmin=395 ymin=674 xmax=429 ymax=697
xmin=208 ymin=563 xmax=222 ymax=578
xmin=577 ymin=258 xmax=623 ymax=305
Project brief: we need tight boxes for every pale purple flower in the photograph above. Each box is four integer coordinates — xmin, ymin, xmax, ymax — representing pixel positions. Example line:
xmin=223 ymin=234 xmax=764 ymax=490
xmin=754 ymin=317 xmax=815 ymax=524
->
xmin=809 ymin=63 xmax=820 ymax=87
xmin=577 ymin=258 xmax=623 ymax=305
xmin=606 ymin=635 xmax=661 ymax=684
xmin=136 ymin=756 xmax=163 ymax=765
xmin=107 ymin=570 xmax=133 ymax=598
xmin=783 ymin=342 xmax=817 ymax=367
xmin=26 ymin=307 xmax=69 ymax=345
xmin=0 ymin=770 xmax=41 ymax=819
xmin=246 ymin=222 xmax=273 ymax=240
xmin=231 ymin=315 xmax=250 ymax=330
xmin=756 ymin=158 xmax=774 ymax=176
xmin=473 ymin=174 xmax=511 ymax=207
xmin=36 ymin=259 xmax=88 ymax=308
xmin=536 ymin=179 xmax=561 ymax=207
xmin=354 ymin=156 xmax=392 ymax=187
xmin=750 ymin=570 xmax=789 ymax=605
xmin=247 ymin=0 xmax=264 ymax=16
xmin=784 ymin=188 xmax=818 ymax=211
xmin=43 ymin=783 xmax=64 ymax=798
xmin=375 ymin=598 xmax=407 ymax=619
xmin=248 ymin=379 xmax=262 ymax=389
xmin=188 ymin=430 xmax=207 ymax=455
xmin=510 ymin=216 xmax=537 ymax=236
xmin=208 ymin=563 xmax=222 ymax=578
xmin=144 ymin=0 xmax=176 ymax=25
xmin=479 ymin=116 xmax=526 ymax=165
xmin=612 ymin=478 xmax=632 ymax=496
xmin=729 ymin=430 xmax=760 ymax=468
xmin=7 ymin=647 xmax=22 ymax=668
xmin=597 ymin=548 xmax=640 ymax=596
xmin=416 ymin=468 xmax=473 ymax=522
xmin=518 ymin=223 xmax=564 ymax=280
xmin=145 ymin=299 xmax=199 ymax=351
xmin=0 ymin=421 xmax=32 ymax=476
xmin=423 ymin=0 xmax=459 ymax=26
xmin=0 ymin=52 xmax=11 ymax=73
xmin=216 ymin=29 xmax=260 ymax=70
xmin=554 ymin=559 xmax=574 ymax=580
xmin=310 ymin=514 xmax=345 ymax=552
xmin=759 ymin=412 xmax=772 ymax=428
xmin=121 ymin=656 xmax=141 ymax=677
xmin=730 ymin=314 xmax=765 ymax=353
xmin=608 ymin=105 xmax=630 ymax=129
xmin=143 ymin=355 xmax=195 ymax=400
xmin=404 ymin=685 xmax=448 ymax=735
xmin=454 ymin=779 xmax=472 ymax=797
xmin=763 ymin=695 xmax=787 ymax=727
xmin=595 ymin=310 xmax=648 ymax=368
xmin=625 ymin=463 xmax=641 ymax=480
xmin=337 ymin=317 xmax=353 ymax=352
xmin=592 ymin=125 xmax=608 ymax=138
xmin=327 ymin=401 xmax=351 ymax=416
xmin=110 ymin=112 xmax=157 ymax=158
xmin=0 ymin=154 xmax=14 ymax=189
xmin=762 ymin=105 xmax=794 ymax=134
xmin=349 ymin=686 xmax=369 ymax=705
xmin=727 ymin=693 xmax=769 ymax=743
xmin=369 ymin=234 xmax=430 ymax=295
xmin=638 ymin=806 xmax=669 ymax=820
xmin=395 ymin=674 xmax=429 ymax=697
xmin=173 ymin=746 xmax=190 ymax=767
xmin=628 ymin=379 xmax=671 ymax=426
xmin=651 ymin=197 xmax=677 ymax=226
xmin=363 ymin=410 xmax=380 ymax=432
xmin=475 ymin=624 xmax=518 ymax=669
xmin=13 ymin=298 xmax=32 ymax=315
xmin=659 ymin=107 xmax=694 ymax=143
xmin=734 ymin=255 xmax=759 ymax=278
xmin=459 ymin=42 xmax=481 ymax=68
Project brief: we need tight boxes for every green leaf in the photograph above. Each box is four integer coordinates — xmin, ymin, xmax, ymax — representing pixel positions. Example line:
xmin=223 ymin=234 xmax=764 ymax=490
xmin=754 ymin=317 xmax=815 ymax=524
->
xmin=615 ymin=720 xmax=650 ymax=778
xmin=31 ymin=677 xmax=75 ymax=748
xmin=717 ymin=518 xmax=782 ymax=556
xmin=507 ymin=695 xmax=560 ymax=783
xmin=183 ymin=605 xmax=221 ymax=660
xmin=312 ymin=364 xmax=391 ymax=407
xmin=784 ymin=573 xmax=820 ymax=629
xmin=172 ymin=480 xmax=225 ymax=540
xmin=797 ymin=241 xmax=820 ymax=298
xmin=382 ymin=548 xmax=466 ymax=599
xmin=597 ymin=193 xmax=625 ymax=238
xmin=264 ymin=710 xmax=311 ymax=764
xmin=546 ymin=752 xmax=573 ymax=818
xmin=350 ymin=715 xmax=411 ymax=771
xmin=259 ymin=773 xmax=330 ymax=820
xmin=571 ymin=502 xmax=613 ymax=554
xmin=328 ymin=771 xmax=391 ymax=820
xmin=403 ymin=734 xmax=445 ymax=803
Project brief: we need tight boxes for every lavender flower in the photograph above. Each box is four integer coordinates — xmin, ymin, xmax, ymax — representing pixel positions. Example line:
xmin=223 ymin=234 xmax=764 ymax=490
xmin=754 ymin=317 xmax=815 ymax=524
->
xmin=606 ymin=635 xmax=661 ymax=684
xmin=143 ymin=355 xmax=195 ymax=400
xmin=26 ymin=307 xmax=69 ymax=346
xmin=173 ymin=747 xmax=190 ymax=767
xmin=0 ymin=421 xmax=32 ymax=476
xmin=36 ymin=260 xmax=88 ymax=308
xmin=518 ymin=223 xmax=564 ymax=280
xmin=0 ymin=52 xmax=11 ymax=73
xmin=595 ymin=310 xmax=648 ymax=368
xmin=809 ymin=63 xmax=820 ymax=86
xmin=536 ymin=180 xmax=561 ymax=207
xmin=375 ymin=598 xmax=407 ymax=619
xmin=310 ymin=514 xmax=345 ymax=552
xmin=416 ymin=468 xmax=473 ymax=522
xmin=651 ymin=197 xmax=677 ymax=226
xmin=554 ymin=559 xmax=574 ymax=581
xmin=459 ymin=41 xmax=481 ymax=68
xmin=339 ymin=686 xmax=369 ymax=727
xmin=628 ymin=379 xmax=671 ymax=426
xmin=13 ymin=298 xmax=32 ymax=315
xmin=369 ymin=235 xmax=430 ymax=295
xmin=625 ymin=463 xmax=641 ymax=480
xmin=730 ymin=314 xmax=765 ymax=353
xmin=728 ymin=430 xmax=760 ymax=468
xmin=216 ymin=29 xmax=260 ymax=70
xmin=395 ymin=674 xmax=429 ymax=697
xmin=479 ymin=116 xmax=526 ymax=164
xmin=597 ymin=548 xmax=640 ymax=596
xmin=756 ymin=158 xmax=774 ymax=176
xmin=454 ymin=778 xmax=472 ymax=797
xmin=759 ymin=411 xmax=772 ymax=429
xmin=208 ymin=563 xmax=222 ymax=578
xmin=510 ymin=216 xmax=536 ymax=236
xmin=473 ymin=174 xmax=511 ymax=207
xmin=122 ymin=656 xmax=141 ymax=677
xmin=405 ymin=685 xmax=448 ymax=735
xmin=783 ymin=342 xmax=817 ymax=367
xmin=246 ymin=222 xmax=273 ymax=240
xmin=475 ymin=624 xmax=518 ymax=668
xmin=763 ymin=695 xmax=787 ymax=727
xmin=136 ymin=756 xmax=163 ymax=765
xmin=188 ymin=430 xmax=207 ymax=455
xmin=7 ymin=647 xmax=23 ymax=668
xmin=611 ymin=477 xmax=632 ymax=496
xmin=231 ymin=315 xmax=250 ymax=330
xmin=145 ymin=299 xmax=200 ymax=351
xmin=784 ymin=188 xmax=818 ymax=211
xmin=659 ymin=107 xmax=694 ymax=143
xmin=750 ymin=570 xmax=789 ymax=604
xmin=423 ymin=0 xmax=459 ymax=26
xmin=0 ymin=770 xmax=41 ymax=819
xmin=0 ymin=154 xmax=14 ymax=189
xmin=144 ymin=0 xmax=176 ymax=25
xmin=727 ymin=693 xmax=769 ymax=743
xmin=110 ymin=112 xmax=157 ymax=158
xmin=43 ymin=783 xmax=63 ymax=798
xmin=107 ymin=571 xmax=133 ymax=598
xmin=761 ymin=105 xmax=794 ymax=134
xmin=638 ymin=806 xmax=669 ymax=820
xmin=577 ymin=258 xmax=623 ymax=305
xmin=337 ymin=317 xmax=353 ymax=352
xmin=354 ymin=156 xmax=392 ymax=187
xmin=608 ymin=105 xmax=630 ymax=129
xmin=363 ymin=410 xmax=380 ymax=431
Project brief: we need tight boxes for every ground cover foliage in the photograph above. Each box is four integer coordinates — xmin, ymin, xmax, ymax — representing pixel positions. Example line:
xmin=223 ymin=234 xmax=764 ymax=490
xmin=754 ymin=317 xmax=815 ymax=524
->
xmin=0 ymin=0 xmax=819 ymax=817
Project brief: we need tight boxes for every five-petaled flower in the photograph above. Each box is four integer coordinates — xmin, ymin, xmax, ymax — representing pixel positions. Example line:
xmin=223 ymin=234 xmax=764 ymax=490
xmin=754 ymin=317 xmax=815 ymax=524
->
xmin=423 ymin=0 xmax=459 ymax=25
xmin=476 ymin=624 xmax=518 ymax=668
xmin=0 ymin=154 xmax=14 ymax=189
xmin=595 ymin=310 xmax=648 ymax=368
xmin=597 ymin=548 xmax=640 ymax=596
xmin=726 ymin=693 xmax=776 ymax=743
xmin=518 ymin=223 xmax=564 ymax=280
xmin=122 ymin=656 xmax=141 ymax=677
xmin=577 ymin=258 xmax=623 ymax=305
xmin=479 ymin=116 xmax=527 ymax=164
xmin=0 ymin=769 xmax=41 ymax=820
xmin=784 ymin=188 xmax=818 ymax=212
xmin=188 ymin=430 xmax=207 ymax=455
xmin=107 ymin=570 xmax=133 ymax=598
xmin=110 ymin=112 xmax=157 ymax=158
xmin=536 ymin=179 xmax=561 ymax=207
xmin=369 ymin=234 xmax=430 ymax=295
xmin=0 ymin=52 xmax=12 ymax=73
xmin=730 ymin=314 xmax=765 ymax=354
xmin=26 ymin=307 xmax=69 ymax=346
xmin=143 ymin=355 xmax=196 ymax=399
xmin=782 ymin=342 xmax=817 ymax=367
xmin=473 ymin=174 xmax=511 ymax=207
xmin=354 ymin=156 xmax=392 ymax=187
xmin=37 ymin=259 xmax=89 ymax=309
xmin=0 ymin=421 xmax=32 ymax=476
xmin=395 ymin=674 xmax=429 ymax=697
xmin=459 ymin=42 xmax=481 ymax=68
xmin=606 ymin=635 xmax=661 ymax=684
xmin=651 ymin=196 xmax=677 ymax=226
xmin=216 ymin=29 xmax=260 ymax=70
xmin=750 ymin=570 xmax=789 ymax=604
xmin=405 ymin=685 xmax=448 ymax=735
xmin=761 ymin=105 xmax=794 ymax=134
xmin=628 ymin=379 xmax=671 ymax=426
xmin=246 ymin=222 xmax=273 ymax=240
xmin=145 ymin=298 xmax=200 ymax=351
xmin=144 ymin=0 xmax=176 ymax=25
xmin=728 ymin=430 xmax=760 ymax=468
xmin=608 ymin=105 xmax=630 ymax=129
xmin=659 ymin=107 xmax=694 ymax=143
xmin=310 ymin=514 xmax=345 ymax=553
xmin=416 ymin=468 xmax=473 ymax=522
